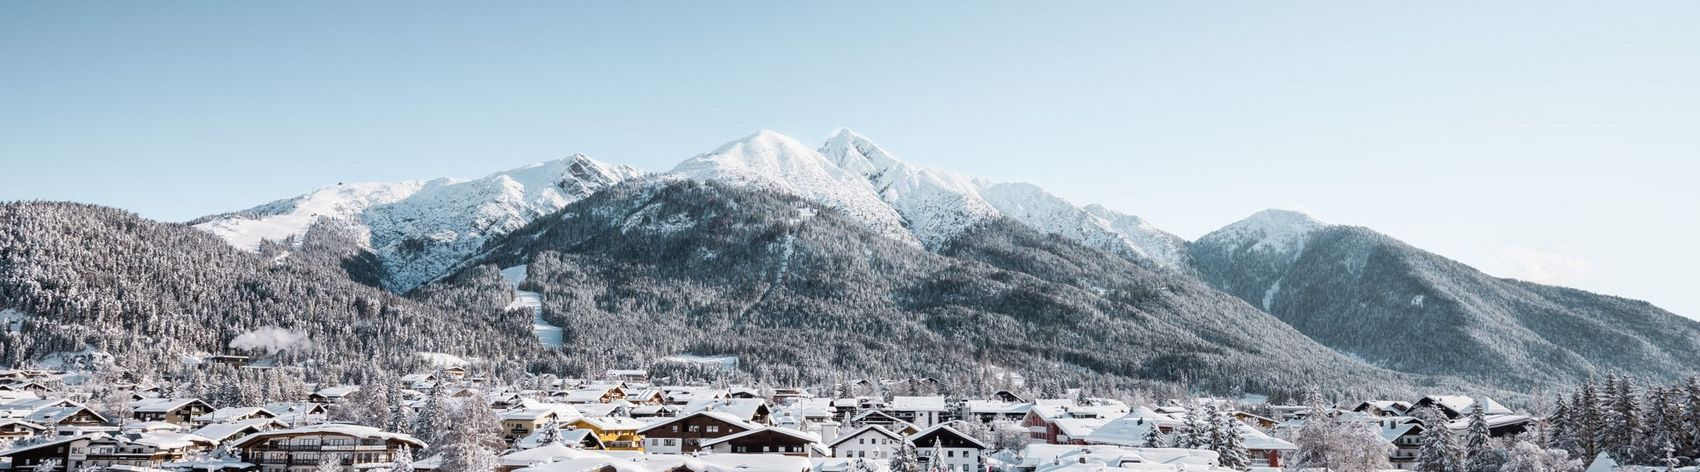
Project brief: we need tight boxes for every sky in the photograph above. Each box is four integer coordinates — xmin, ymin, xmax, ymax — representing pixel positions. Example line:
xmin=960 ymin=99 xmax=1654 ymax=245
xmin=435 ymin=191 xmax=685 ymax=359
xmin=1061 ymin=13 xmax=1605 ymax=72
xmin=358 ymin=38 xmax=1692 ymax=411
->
xmin=3 ymin=1 xmax=1697 ymax=317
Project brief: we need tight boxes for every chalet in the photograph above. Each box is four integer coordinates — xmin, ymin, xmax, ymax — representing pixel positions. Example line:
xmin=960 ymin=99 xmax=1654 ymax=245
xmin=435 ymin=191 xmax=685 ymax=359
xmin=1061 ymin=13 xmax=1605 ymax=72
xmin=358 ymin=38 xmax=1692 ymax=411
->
xmin=1233 ymin=411 xmax=1279 ymax=429
xmin=770 ymin=388 xmax=811 ymax=405
xmin=909 ymin=424 xmax=987 ymax=472
xmin=262 ymin=402 xmax=328 ymax=426
xmin=1378 ymin=417 xmax=1426 ymax=470
xmin=1446 ymin=413 xmax=1537 ymax=438
xmin=683 ymin=398 xmax=771 ymax=425
xmin=192 ymin=418 xmax=287 ymax=444
xmin=827 ymin=424 xmax=905 ymax=460
xmin=572 ymin=402 xmax=632 ymax=419
xmin=309 ymin=386 xmax=361 ymax=404
xmin=991 ymin=391 xmax=1025 ymax=403
xmin=68 ymin=432 xmax=215 ymax=470
xmin=498 ymin=401 xmax=581 ymax=445
xmin=886 ymin=396 xmax=946 ymax=428
xmin=0 ymin=419 xmax=47 ymax=440
xmin=233 ymin=424 xmax=424 ymax=472
xmin=961 ymin=401 xmax=1030 ymax=424
xmin=25 ymin=405 xmax=108 ymax=429
xmin=440 ymin=366 xmax=468 ymax=380
xmin=0 ymin=382 xmax=57 ymax=396
xmin=497 ymin=442 xmax=604 ymax=472
xmin=603 ymin=370 xmax=647 ymax=383
xmin=399 ymin=374 xmax=436 ymax=390
xmin=1236 ymin=423 xmax=1298 ymax=468
xmin=624 ymin=389 xmax=665 ymax=406
xmin=661 ymin=386 xmax=725 ymax=405
xmin=205 ymin=355 xmax=251 ymax=367
xmin=567 ymin=417 xmax=646 ymax=451
xmin=636 ymin=411 xmax=763 ymax=454
xmin=629 ymin=404 xmax=679 ymax=419
xmin=699 ymin=427 xmax=828 ymax=457
xmin=0 ymin=433 xmax=93 ymax=472
xmin=1411 ymin=395 xmax=1511 ymax=419
xmin=131 ymin=398 xmax=215 ymax=425
xmin=1353 ymin=401 xmax=1413 ymax=417
xmin=558 ymin=384 xmax=626 ymax=404
xmin=513 ymin=428 xmax=604 ymax=450
xmin=845 ymin=411 xmax=917 ymax=435
xmin=202 ymin=406 xmax=279 ymax=424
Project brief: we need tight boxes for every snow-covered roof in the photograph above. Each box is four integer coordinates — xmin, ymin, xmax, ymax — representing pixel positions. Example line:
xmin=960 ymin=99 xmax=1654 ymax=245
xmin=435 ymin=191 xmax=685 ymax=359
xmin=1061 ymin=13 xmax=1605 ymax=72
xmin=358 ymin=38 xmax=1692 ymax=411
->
xmin=888 ymin=396 xmax=946 ymax=412
xmin=315 ymin=385 xmax=361 ymax=398
xmin=515 ymin=428 xmax=600 ymax=450
xmin=683 ymin=398 xmax=768 ymax=421
xmin=964 ymin=400 xmax=1031 ymax=415
xmin=500 ymin=443 xmax=605 ymax=467
xmin=574 ymin=416 xmax=648 ymax=431
xmin=204 ymin=406 xmax=276 ymax=422
xmin=826 ymin=424 xmax=904 ymax=449
xmin=637 ymin=411 xmax=763 ymax=434
xmin=1418 ymin=395 xmax=1512 ymax=415
xmin=698 ymin=426 xmax=823 ymax=448
xmin=1052 ymin=418 xmax=1111 ymax=438
xmin=907 ymin=424 xmax=987 ymax=450
xmin=232 ymin=423 xmax=425 ymax=448
xmin=133 ymin=398 xmax=207 ymax=413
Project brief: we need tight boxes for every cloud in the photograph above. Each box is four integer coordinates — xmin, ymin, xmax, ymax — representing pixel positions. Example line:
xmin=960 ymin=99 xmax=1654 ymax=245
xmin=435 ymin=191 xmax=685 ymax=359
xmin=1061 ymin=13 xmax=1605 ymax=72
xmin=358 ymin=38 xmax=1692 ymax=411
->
xmin=1494 ymin=245 xmax=1592 ymax=285
xmin=229 ymin=326 xmax=312 ymax=354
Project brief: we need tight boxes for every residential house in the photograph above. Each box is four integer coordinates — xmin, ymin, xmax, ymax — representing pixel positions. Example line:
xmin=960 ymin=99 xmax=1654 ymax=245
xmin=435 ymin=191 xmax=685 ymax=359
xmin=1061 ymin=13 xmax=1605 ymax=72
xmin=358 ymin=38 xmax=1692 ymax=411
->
xmin=513 ymin=428 xmax=604 ymax=450
xmin=499 ymin=401 xmax=581 ymax=445
xmin=909 ymin=424 xmax=988 ymax=472
xmin=233 ymin=424 xmax=424 ymax=472
xmin=567 ymin=417 xmax=646 ymax=451
xmin=635 ymin=411 xmax=763 ymax=454
xmin=0 ymin=419 xmax=47 ymax=440
xmin=131 ymin=398 xmax=215 ymax=426
xmin=68 ymin=432 xmax=215 ymax=470
xmin=699 ymin=427 xmax=827 ymax=457
xmin=1411 ymin=396 xmax=1511 ymax=419
xmin=0 ymin=433 xmax=92 ymax=472
xmin=827 ymin=425 xmax=905 ymax=460
xmin=309 ymin=386 xmax=361 ymax=404
xmin=887 ymin=396 xmax=946 ymax=428
xmin=1353 ymin=401 xmax=1413 ymax=418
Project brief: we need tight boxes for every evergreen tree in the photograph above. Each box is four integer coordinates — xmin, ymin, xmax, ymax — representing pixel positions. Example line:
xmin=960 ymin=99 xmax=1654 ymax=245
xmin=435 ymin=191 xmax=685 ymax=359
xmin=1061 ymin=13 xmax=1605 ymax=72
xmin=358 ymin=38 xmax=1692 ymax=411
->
xmin=1464 ymin=401 xmax=1499 ymax=472
xmin=316 ymin=452 xmax=344 ymax=472
xmin=929 ymin=439 xmax=946 ymax=472
xmin=1212 ymin=409 xmax=1249 ymax=470
xmin=1416 ymin=407 xmax=1464 ymax=472
xmin=890 ymin=441 xmax=922 ymax=472
xmin=388 ymin=446 xmax=415 ymax=472
xmin=1142 ymin=420 xmax=1166 ymax=448
xmin=1179 ymin=405 xmax=1209 ymax=449
xmin=437 ymin=400 xmax=503 ymax=472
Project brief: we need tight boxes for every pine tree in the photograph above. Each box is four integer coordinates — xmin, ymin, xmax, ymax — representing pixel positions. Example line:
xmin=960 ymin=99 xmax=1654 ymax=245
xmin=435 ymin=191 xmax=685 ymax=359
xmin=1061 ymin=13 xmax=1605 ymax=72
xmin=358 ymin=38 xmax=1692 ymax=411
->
xmin=1464 ymin=401 xmax=1499 ymax=472
xmin=1179 ymin=405 xmax=1209 ymax=449
xmin=1417 ymin=407 xmax=1464 ymax=472
xmin=1212 ymin=409 xmax=1250 ymax=470
xmin=929 ymin=439 xmax=946 ymax=472
xmin=388 ymin=445 xmax=415 ymax=472
xmin=316 ymin=452 xmax=344 ymax=472
xmin=437 ymin=400 xmax=503 ymax=472
xmin=1142 ymin=420 xmax=1166 ymax=448
xmin=1577 ymin=381 xmax=1604 ymax=459
xmin=890 ymin=441 xmax=922 ymax=472
xmin=535 ymin=415 xmax=564 ymax=447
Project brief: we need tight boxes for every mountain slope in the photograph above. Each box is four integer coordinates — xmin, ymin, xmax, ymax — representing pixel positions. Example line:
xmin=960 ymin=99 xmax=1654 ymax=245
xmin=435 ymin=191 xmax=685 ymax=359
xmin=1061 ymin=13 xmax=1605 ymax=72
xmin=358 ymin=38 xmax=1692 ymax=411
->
xmin=429 ymin=178 xmax=1476 ymax=399
xmin=0 ymin=202 xmax=542 ymax=374
xmin=815 ymin=129 xmax=1188 ymax=267
xmin=1188 ymin=210 xmax=1700 ymax=388
xmin=191 ymin=155 xmax=643 ymax=291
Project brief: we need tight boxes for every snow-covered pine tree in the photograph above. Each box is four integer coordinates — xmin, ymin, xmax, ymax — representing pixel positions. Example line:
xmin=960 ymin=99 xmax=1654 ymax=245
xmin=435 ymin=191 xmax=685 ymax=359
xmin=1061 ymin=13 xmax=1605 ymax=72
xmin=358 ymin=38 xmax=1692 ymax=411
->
xmin=1547 ymin=394 xmax=1578 ymax=455
xmin=1682 ymin=377 xmax=1700 ymax=460
xmin=1416 ymin=407 xmax=1464 ymax=472
xmin=1179 ymin=405 xmax=1209 ymax=449
xmin=316 ymin=452 xmax=344 ymax=472
xmin=1142 ymin=419 xmax=1166 ymax=448
xmin=437 ymin=400 xmax=503 ymax=472
xmin=1212 ymin=409 xmax=1250 ymax=470
xmin=929 ymin=439 xmax=946 ymax=472
xmin=388 ymin=445 xmax=415 ymax=472
xmin=890 ymin=441 xmax=922 ymax=472
xmin=535 ymin=415 xmax=564 ymax=447
xmin=1464 ymin=401 xmax=1499 ymax=472
xmin=1577 ymin=380 xmax=1604 ymax=459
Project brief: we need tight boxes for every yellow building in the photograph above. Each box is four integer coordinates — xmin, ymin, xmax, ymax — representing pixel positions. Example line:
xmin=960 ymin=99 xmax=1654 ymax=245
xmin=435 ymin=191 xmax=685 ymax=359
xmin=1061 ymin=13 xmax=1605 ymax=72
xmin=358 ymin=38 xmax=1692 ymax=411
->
xmin=569 ymin=417 xmax=648 ymax=451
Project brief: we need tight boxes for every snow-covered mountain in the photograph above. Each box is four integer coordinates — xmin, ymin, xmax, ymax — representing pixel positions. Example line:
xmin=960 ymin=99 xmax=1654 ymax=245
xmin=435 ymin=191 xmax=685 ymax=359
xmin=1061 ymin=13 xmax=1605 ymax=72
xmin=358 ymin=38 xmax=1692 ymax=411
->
xmin=667 ymin=130 xmax=920 ymax=246
xmin=814 ymin=128 xmax=1187 ymax=267
xmin=192 ymin=154 xmax=643 ymax=291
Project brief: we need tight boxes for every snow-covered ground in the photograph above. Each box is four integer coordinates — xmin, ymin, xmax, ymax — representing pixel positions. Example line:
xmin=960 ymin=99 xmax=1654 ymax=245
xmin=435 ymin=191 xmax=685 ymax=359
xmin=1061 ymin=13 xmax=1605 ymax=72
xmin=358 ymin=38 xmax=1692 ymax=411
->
xmin=501 ymin=265 xmax=563 ymax=347
xmin=660 ymin=354 xmax=739 ymax=369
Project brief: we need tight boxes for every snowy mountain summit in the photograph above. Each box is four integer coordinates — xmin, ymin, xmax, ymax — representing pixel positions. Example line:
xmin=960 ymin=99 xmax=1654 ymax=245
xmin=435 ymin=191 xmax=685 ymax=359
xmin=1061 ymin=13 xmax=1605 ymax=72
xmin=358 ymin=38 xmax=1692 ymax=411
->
xmin=192 ymin=154 xmax=643 ymax=291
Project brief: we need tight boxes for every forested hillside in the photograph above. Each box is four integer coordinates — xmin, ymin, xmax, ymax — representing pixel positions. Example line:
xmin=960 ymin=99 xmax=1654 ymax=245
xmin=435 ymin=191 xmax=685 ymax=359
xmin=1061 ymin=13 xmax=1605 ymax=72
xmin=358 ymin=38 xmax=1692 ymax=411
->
xmin=429 ymin=179 xmax=1491 ymax=400
xmin=1189 ymin=215 xmax=1700 ymax=389
xmin=0 ymin=202 xmax=543 ymax=378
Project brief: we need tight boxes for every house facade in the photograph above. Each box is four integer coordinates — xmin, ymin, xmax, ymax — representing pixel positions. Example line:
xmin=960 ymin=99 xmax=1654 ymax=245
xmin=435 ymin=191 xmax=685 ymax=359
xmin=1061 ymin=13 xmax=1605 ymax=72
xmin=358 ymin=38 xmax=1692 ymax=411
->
xmin=233 ymin=424 xmax=425 ymax=472
xmin=636 ymin=411 xmax=761 ymax=454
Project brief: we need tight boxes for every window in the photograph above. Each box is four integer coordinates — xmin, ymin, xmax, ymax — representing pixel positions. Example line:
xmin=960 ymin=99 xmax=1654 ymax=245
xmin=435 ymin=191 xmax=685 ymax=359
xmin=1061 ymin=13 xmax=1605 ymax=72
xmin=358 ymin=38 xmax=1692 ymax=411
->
xmin=671 ymin=425 xmax=680 ymax=432
xmin=707 ymin=425 xmax=719 ymax=433
xmin=688 ymin=425 xmax=700 ymax=432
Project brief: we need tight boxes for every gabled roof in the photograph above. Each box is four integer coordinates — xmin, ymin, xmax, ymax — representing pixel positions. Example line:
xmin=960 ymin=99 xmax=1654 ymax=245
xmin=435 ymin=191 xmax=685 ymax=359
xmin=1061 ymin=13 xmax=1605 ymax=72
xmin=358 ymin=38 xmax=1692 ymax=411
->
xmin=826 ymin=424 xmax=905 ymax=449
xmin=888 ymin=396 xmax=946 ymax=412
xmin=0 ymin=433 xmax=98 ymax=456
xmin=232 ymin=424 xmax=424 ymax=448
xmin=133 ymin=398 xmax=210 ymax=413
xmin=573 ymin=416 xmax=648 ymax=431
xmin=697 ymin=426 xmax=823 ymax=448
xmin=907 ymin=424 xmax=987 ymax=450
xmin=635 ymin=410 xmax=762 ymax=434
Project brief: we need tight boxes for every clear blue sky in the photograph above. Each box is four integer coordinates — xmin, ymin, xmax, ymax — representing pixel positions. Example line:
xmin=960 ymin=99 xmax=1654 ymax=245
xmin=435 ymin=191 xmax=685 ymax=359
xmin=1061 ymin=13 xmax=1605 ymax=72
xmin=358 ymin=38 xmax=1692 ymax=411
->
xmin=3 ymin=1 xmax=1697 ymax=317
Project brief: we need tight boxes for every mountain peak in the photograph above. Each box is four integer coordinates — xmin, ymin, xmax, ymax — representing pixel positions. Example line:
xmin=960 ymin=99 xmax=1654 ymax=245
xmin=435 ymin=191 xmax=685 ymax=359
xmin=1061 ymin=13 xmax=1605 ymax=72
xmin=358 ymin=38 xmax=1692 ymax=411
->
xmin=820 ymin=128 xmax=902 ymax=178
xmin=1197 ymin=209 xmax=1329 ymax=257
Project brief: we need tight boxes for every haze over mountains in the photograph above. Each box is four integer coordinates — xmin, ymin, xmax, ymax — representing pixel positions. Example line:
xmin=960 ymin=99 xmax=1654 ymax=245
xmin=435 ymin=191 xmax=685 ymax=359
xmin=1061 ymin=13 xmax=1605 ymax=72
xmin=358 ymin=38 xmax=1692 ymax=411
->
xmin=5 ymin=128 xmax=1694 ymax=398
